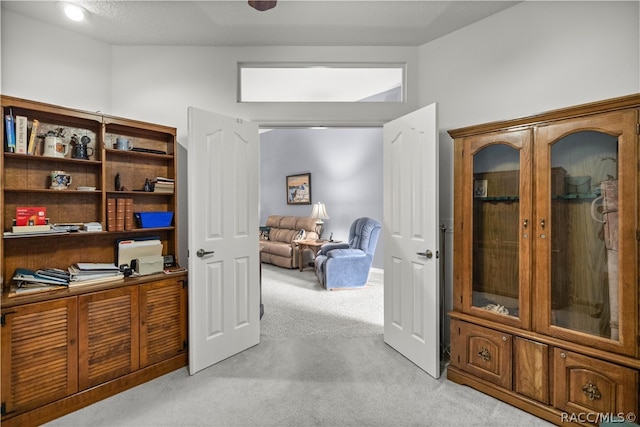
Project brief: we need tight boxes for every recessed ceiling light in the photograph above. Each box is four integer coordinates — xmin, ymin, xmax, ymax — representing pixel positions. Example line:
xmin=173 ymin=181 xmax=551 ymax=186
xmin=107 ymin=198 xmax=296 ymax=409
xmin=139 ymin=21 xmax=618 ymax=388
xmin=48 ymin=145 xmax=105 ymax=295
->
xmin=58 ymin=2 xmax=89 ymax=22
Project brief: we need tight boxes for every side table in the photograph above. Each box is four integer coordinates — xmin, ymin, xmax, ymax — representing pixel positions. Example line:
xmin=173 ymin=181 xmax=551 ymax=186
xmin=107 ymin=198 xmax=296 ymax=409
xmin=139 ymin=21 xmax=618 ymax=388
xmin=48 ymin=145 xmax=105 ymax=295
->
xmin=296 ymin=239 xmax=329 ymax=272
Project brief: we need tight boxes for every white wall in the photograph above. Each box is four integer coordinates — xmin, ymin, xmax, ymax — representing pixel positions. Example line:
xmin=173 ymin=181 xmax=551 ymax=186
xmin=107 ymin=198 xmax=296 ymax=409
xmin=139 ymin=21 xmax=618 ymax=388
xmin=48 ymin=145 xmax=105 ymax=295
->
xmin=420 ymin=1 xmax=639 ymax=131
xmin=1 ymin=10 xmax=112 ymax=112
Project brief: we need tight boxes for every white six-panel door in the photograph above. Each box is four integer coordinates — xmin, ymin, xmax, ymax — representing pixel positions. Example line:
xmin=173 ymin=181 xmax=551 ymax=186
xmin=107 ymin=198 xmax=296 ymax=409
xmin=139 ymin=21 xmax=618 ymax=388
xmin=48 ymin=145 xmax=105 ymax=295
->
xmin=187 ymin=107 xmax=260 ymax=375
xmin=383 ymin=104 xmax=441 ymax=378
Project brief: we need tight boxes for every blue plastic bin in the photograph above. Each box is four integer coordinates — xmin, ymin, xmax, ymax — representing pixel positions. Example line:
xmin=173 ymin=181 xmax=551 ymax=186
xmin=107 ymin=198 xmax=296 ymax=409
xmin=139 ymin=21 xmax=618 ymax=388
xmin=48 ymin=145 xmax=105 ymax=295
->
xmin=135 ymin=211 xmax=174 ymax=228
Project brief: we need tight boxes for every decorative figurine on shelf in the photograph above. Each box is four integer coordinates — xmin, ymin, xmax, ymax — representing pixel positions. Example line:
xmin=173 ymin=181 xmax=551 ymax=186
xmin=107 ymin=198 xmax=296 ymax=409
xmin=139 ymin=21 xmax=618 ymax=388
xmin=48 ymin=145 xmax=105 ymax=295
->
xmin=71 ymin=134 xmax=94 ymax=160
xmin=143 ymin=178 xmax=152 ymax=192
xmin=115 ymin=173 xmax=122 ymax=191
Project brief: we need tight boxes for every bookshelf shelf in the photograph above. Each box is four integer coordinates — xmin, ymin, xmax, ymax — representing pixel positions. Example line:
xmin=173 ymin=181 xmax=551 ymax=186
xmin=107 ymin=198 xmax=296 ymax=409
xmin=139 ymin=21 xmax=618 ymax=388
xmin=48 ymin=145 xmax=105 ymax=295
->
xmin=105 ymin=190 xmax=174 ymax=196
xmin=105 ymin=148 xmax=173 ymax=159
xmin=4 ymin=188 xmax=102 ymax=194
xmin=3 ymin=152 xmax=102 ymax=165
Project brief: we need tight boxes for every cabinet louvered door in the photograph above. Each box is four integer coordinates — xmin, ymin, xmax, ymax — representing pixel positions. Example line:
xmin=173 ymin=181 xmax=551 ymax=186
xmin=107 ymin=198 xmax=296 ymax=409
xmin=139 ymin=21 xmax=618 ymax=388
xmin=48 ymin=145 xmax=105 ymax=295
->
xmin=1 ymin=298 xmax=78 ymax=416
xmin=139 ymin=277 xmax=187 ymax=368
xmin=78 ymin=287 xmax=139 ymax=390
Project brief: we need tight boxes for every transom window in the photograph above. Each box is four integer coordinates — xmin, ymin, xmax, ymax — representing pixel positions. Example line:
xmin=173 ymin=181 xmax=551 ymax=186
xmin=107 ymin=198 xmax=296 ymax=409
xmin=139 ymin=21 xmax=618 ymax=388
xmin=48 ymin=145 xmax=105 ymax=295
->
xmin=238 ymin=63 xmax=405 ymax=103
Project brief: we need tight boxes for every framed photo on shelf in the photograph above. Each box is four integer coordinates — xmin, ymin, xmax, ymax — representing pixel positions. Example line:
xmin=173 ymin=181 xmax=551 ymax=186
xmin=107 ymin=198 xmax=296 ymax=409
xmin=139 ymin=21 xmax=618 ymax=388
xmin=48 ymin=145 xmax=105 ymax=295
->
xmin=474 ymin=179 xmax=488 ymax=198
xmin=286 ymin=173 xmax=311 ymax=205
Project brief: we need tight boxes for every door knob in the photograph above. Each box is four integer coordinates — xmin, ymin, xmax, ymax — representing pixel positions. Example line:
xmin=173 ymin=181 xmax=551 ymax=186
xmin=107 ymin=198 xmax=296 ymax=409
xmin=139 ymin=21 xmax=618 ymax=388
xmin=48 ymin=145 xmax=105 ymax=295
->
xmin=196 ymin=249 xmax=214 ymax=258
xmin=417 ymin=249 xmax=433 ymax=259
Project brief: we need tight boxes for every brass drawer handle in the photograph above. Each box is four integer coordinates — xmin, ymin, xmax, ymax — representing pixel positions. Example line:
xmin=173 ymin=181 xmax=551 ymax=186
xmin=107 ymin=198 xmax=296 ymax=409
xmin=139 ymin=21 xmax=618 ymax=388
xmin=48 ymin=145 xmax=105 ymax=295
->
xmin=478 ymin=347 xmax=491 ymax=362
xmin=582 ymin=382 xmax=601 ymax=401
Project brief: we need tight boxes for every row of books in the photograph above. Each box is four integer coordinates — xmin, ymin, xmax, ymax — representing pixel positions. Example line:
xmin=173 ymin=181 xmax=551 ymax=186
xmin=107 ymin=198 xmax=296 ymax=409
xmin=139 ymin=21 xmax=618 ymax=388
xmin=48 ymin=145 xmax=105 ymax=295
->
xmin=151 ymin=177 xmax=174 ymax=193
xmin=107 ymin=198 xmax=134 ymax=231
xmin=12 ymin=263 xmax=123 ymax=295
xmin=5 ymin=109 xmax=40 ymax=155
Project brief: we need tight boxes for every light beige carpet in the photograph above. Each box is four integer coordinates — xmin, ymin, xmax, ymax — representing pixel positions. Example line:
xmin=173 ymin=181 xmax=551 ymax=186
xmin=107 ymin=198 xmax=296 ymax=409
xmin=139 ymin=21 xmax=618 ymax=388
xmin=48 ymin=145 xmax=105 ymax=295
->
xmin=260 ymin=264 xmax=383 ymax=340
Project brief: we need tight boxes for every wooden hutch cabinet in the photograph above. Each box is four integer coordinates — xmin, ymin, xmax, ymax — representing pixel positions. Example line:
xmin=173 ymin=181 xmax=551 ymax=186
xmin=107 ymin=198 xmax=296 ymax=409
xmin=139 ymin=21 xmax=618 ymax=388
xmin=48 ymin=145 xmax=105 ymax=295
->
xmin=448 ymin=94 xmax=639 ymax=425
xmin=0 ymin=96 xmax=187 ymax=426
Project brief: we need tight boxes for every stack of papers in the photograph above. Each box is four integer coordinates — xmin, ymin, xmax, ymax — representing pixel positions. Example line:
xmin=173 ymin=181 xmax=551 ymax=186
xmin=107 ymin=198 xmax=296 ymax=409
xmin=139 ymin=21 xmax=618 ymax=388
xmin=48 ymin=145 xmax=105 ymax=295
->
xmin=13 ymin=268 xmax=69 ymax=285
xmin=151 ymin=177 xmax=174 ymax=193
xmin=68 ymin=263 xmax=124 ymax=286
xmin=12 ymin=268 xmax=69 ymax=295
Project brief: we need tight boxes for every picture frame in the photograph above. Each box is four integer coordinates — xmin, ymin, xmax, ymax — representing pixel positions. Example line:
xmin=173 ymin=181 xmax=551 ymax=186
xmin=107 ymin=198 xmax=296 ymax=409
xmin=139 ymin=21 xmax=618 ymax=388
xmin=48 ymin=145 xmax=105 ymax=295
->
xmin=474 ymin=179 xmax=488 ymax=198
xmin=286 ymin=173 xmax=311 ymax=205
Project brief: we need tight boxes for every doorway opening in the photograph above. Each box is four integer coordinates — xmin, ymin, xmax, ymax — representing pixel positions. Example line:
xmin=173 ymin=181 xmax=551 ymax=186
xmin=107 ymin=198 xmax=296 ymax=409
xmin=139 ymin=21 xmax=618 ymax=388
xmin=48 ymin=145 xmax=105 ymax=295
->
xmin=258 ymin=126 xmax=385 ymax=339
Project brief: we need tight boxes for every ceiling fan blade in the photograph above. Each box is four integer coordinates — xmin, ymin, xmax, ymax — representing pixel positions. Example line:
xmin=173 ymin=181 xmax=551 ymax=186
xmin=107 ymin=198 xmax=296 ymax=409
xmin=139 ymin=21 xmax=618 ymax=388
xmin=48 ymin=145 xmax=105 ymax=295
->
xmin=248 ymin=0 xmax=277 ymax=12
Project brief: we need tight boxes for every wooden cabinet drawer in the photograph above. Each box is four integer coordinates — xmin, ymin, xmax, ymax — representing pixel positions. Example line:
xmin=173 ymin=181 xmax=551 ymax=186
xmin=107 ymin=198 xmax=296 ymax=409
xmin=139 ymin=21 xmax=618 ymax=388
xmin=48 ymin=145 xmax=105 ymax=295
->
xmin=450 ymin=319 xmax=512 ymax=389
xmin=553 ymin=349 xmax=638 ymax=419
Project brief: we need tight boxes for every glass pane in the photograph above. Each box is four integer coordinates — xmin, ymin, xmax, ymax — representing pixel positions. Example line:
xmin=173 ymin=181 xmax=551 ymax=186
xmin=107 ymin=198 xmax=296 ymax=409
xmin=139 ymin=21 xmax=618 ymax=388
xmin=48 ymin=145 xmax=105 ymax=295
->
xmin=550 ymin=131 xmax=619 ymax=340
xmin=472 ymin=144 xmax=520 ymax=318
xmin=239 ymin=64 xmax=404 ymax=102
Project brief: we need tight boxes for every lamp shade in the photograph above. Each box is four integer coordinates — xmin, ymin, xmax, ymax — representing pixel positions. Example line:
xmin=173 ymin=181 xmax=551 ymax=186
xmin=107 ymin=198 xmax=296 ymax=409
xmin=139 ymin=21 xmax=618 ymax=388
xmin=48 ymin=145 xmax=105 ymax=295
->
xmin=310 ymin=202 xmax=329 ymax=221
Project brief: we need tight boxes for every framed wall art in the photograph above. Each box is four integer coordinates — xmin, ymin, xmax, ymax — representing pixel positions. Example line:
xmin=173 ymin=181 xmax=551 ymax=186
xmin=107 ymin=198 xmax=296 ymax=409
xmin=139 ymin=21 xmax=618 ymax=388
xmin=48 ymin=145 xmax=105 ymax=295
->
xmin=286 ymin=173 xmax=311 ymax=205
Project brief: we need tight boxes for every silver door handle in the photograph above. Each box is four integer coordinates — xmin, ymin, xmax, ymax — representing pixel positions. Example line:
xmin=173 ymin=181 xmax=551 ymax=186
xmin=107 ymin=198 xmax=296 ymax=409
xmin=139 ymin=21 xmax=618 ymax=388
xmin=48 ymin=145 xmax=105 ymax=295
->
xmin=197 ymin=249 xmax=214 ymax=258
xmin=417 ymin=249 xmax=433 ymax=259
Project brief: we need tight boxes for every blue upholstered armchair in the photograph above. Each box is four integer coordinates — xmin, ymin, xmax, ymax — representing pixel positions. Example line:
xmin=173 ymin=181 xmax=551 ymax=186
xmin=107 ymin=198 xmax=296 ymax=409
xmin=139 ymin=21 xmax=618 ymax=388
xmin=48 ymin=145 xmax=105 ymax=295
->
xmin=315 ymin=217 xmax=381 ymax=290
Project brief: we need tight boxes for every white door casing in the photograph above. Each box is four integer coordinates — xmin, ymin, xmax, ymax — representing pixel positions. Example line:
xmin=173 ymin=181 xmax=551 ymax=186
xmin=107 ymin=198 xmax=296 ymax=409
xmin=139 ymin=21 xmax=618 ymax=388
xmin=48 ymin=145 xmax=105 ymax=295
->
xmin=187 ymin=107 xmax=260 ymax=375
xmin=383 ymin=103 xmax=441 ymax=378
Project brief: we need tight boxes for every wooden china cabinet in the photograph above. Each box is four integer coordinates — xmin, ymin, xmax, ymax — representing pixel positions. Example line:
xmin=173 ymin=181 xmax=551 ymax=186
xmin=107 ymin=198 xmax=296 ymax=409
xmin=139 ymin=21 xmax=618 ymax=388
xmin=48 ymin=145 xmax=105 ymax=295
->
xmin=448 ymin=94 xmax=639 ymax=425
xmin=0 ymin=96 xmax=187 ymax=426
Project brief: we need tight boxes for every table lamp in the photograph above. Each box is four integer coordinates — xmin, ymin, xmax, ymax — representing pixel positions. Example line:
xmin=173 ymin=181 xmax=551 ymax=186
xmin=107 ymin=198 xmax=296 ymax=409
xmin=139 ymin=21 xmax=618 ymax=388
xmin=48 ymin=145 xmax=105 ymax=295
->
xmin=310 ymin=202 xmax=329 ymax=238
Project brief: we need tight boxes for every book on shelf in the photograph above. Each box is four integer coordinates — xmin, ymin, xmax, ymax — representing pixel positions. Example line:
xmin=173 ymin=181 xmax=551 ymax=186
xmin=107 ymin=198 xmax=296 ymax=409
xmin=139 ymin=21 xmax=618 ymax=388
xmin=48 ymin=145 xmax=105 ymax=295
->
xmin=15 ymin=115 xmax=28 ymax=154
xmin=107 ymin=197 xmax=116 ymax=231
xmin=74 ymin=262 xmax=119 ymax=271
xmin=116 ymin=198 xmax=125 ymax=231
xmin=68 ymin=263 xmax=123 ymax=286
xmin=13 ymin=268 xmax=69 ymax=285
xmin=124 ymin=198 xmax=134 ymax=231
xmin=12 ymin=224 xmax=51 ymax=233
xmin=4 ymin=110 xmax=15 ymax=153
xmin=67 ymin=271 xmax=124 ymax=287
xmin=152 ymin=176 xmax=174 ymax=183
xmin=163 ymin=265 xmax=187 ymax=275
xmin=70 ymin=262 xmax=119 ymax=274
xmin=4 ymin=228 xmax=68 ymax=238
xmin=153 ymin=187 xmax=174 ymax=194
xmin=151 ymin=178 xmax=174 ymax=193
xmin=27 ymin=119 xmax=39 ymax=155
xmin=35 ymin=268 xmax=71 ymax=282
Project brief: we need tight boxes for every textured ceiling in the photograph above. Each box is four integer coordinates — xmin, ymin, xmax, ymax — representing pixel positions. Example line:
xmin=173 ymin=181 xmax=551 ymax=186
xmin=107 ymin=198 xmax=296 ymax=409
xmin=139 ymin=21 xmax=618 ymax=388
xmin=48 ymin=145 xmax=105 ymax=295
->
xmin=1 ymin=1 xmax=519 ymax=46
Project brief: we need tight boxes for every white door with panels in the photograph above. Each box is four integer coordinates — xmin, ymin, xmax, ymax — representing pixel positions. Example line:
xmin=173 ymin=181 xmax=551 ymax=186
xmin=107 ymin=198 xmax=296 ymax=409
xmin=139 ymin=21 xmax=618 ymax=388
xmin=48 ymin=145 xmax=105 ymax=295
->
xmin=383 ymin=103 xmax=441 ymax=378
xmin=187 ymin=107 xmax=260 ymax=375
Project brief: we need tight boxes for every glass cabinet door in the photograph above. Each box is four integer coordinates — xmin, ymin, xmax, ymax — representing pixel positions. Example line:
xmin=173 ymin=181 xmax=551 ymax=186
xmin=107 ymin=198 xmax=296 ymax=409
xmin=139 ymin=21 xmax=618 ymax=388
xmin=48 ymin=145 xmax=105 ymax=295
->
xmin=463 ymin=129 xmax=532 ymax=329
xmin=535 ymin=109 xmax=637 ymax=356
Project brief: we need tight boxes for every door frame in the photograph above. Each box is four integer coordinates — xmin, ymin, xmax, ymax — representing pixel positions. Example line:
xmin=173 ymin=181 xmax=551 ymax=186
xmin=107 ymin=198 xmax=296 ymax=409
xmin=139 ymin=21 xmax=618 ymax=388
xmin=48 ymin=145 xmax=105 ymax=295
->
xmin=253 ymin=122 xmax=451 ymax=368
